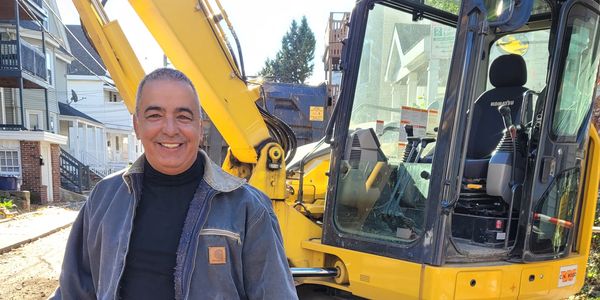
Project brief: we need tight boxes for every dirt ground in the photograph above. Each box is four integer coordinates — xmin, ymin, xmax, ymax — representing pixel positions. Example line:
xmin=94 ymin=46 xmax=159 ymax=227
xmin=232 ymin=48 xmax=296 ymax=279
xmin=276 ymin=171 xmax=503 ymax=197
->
xmin=0 ymin=228 xmax=70 ymax=300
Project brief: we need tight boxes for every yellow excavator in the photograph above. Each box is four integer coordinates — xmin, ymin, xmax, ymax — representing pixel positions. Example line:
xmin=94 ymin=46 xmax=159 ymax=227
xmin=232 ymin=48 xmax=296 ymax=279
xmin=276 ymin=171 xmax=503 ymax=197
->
xmin=72 ymin=0 xmax=600 ymax=298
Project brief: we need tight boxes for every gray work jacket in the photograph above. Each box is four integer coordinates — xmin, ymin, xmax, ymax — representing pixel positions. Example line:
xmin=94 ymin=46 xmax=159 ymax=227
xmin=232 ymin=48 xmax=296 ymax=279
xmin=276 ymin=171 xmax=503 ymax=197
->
xmin=51 ymin=150 xmax=298 ymax=300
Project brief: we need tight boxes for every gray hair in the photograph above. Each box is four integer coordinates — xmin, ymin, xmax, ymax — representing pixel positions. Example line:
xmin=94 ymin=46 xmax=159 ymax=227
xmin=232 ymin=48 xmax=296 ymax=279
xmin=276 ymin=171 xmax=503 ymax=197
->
xmin=135 ymin=68 xmax=201 ymax=115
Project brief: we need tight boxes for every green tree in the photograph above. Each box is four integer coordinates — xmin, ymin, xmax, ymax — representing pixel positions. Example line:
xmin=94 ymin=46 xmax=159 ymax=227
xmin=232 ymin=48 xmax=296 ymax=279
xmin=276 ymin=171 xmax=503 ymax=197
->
xmin=259 ymin=16 xmax=316 ymax=84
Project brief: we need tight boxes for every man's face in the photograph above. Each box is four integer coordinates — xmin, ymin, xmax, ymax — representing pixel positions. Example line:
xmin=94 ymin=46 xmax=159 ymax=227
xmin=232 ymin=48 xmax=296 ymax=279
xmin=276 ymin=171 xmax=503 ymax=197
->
xmin=134 ymin=79 xmax=202 ymax=175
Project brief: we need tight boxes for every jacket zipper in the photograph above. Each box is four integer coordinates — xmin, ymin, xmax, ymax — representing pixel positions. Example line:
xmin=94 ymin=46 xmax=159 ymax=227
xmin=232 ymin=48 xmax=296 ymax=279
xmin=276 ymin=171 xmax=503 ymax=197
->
xmin=199 ymin=228 xmax=241 ymax=244
xmin=113 ymin=180 xmax=140 ymax=300
xmin=182 ymin=190 xmax=218 ymax=300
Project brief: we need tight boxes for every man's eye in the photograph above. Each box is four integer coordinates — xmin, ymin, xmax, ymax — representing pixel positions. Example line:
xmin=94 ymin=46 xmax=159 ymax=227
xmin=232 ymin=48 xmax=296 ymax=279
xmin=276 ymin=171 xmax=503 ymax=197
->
xmin=145 ymin=114 xmax=161 ymax=119
xmin=178 ymin=115 xmax=193 ymax=121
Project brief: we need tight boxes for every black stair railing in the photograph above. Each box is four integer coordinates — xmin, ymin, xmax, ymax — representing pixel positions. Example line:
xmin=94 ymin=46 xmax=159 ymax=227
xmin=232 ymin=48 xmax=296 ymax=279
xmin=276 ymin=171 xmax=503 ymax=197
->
xmin=60 ymin=148 xmax=97 ymax=193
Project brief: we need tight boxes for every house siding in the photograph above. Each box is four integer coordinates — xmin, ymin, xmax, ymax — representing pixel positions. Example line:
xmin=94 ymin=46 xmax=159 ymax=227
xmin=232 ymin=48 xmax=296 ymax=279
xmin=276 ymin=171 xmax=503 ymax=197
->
xmin=54 ymin=60 xmax=68 ymax=107
xmin=1 ymin=88 xmax=16 ymax=124
xmin=13 ymin=89 xmax=50 ymax=129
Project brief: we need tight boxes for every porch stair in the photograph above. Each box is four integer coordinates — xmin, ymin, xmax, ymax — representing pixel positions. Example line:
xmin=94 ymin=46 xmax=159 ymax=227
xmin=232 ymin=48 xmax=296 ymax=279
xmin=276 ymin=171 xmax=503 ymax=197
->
xmin=59 ymin=148 xmax=103 ymax=194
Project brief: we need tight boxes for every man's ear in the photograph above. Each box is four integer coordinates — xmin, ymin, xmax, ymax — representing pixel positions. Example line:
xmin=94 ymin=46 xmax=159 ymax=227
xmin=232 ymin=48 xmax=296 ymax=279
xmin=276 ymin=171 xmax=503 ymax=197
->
xmin=198 ymin=119 xmax=204 ymax=145
xmin=133 ymin=114 xmax=140 ymax=138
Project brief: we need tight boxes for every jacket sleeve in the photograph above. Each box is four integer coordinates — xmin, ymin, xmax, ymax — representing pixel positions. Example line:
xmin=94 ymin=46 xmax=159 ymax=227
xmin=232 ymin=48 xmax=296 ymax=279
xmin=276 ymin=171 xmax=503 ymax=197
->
xmin=50 ymin=199 xmax=96 ymax=300
xmin=242 ymin=192 xmax=298 ymax=300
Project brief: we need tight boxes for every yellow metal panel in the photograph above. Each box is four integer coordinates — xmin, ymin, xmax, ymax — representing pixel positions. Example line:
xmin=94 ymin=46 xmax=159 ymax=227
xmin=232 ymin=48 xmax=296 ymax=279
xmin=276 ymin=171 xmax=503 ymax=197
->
xmin=301 ymin=240 xmax=422 ymax=299
xmin=455 ymin=271 xmax=502 ymax=299
xmin=519 ymin=266 xmax=551 ymax=298
xmin=423 ymin=258 xmax=589 ymax=299
xmin=272 ymin=201 xmax=323 ymax=267
xmin=129 ymin=0 xmax=271 ymax=163
xmin=575 ymin=125 xmax=600 ymax=256
xmin=286 ymin=154 xmax=330 ymax=204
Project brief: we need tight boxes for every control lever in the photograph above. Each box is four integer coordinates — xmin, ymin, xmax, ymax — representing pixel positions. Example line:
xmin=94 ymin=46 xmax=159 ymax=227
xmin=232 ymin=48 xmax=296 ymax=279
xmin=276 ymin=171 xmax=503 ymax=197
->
xmin=498 ymin=105 xmax=516 ymax=140
xmin=498 ymin=104 xmax=518 ymax=248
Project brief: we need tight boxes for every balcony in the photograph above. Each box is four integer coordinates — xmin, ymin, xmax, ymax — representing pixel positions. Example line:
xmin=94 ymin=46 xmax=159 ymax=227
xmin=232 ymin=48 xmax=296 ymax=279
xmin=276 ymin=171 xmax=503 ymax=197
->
xmin=0 ymin=39 xmax=47 ymax=88
xmin=0 ymin=0 xmax=48 ymax=21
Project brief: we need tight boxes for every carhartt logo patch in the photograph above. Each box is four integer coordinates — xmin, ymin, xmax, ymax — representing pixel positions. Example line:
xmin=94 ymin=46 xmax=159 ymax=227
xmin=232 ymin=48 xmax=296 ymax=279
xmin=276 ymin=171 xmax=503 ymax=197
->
xmin=208 ymin=246 xmax=227 ymax=264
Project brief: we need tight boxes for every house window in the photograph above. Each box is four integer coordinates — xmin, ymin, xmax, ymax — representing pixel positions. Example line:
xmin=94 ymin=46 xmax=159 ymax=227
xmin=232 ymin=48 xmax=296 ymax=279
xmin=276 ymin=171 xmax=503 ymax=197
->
xmin=28 ymin=112 xmax=42 ymax=130
xmin=115 ymin=136 xmax=120 ymax=151
xmin=0 ymin=150 xmax=20 ymax=176
xmin=49 ymin=114 xmax=56 ymax=133
xmin=46 ymin=52 xmax=54 ymax=86
xmin=108 ymin=92 xmax=119 ymax=102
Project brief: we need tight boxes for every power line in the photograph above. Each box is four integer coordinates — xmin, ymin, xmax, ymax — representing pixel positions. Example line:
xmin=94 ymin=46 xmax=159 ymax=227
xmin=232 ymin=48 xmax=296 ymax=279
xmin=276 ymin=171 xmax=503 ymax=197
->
xmin=40 ymin=0 xmax=109 ymax=76
xmin=18 ymin=0 xmax=115 ymax=88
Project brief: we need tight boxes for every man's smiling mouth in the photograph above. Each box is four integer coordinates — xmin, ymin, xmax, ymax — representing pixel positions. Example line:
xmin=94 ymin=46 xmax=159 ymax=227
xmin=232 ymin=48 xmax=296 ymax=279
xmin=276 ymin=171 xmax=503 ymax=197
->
xmin=159 ymin=143 xmax=182 ymax=149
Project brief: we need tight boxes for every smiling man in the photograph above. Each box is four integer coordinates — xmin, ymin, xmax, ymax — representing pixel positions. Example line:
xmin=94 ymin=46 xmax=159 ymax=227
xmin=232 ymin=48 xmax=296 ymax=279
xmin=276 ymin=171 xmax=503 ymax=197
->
xmin=52 ymin=68 xmax=297 ymax=300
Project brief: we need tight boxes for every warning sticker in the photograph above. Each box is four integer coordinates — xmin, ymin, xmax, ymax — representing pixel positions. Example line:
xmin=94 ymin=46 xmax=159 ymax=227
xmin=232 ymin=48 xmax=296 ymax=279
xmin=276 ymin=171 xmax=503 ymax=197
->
xmin=309 ymin=106 xmax=324 ymax=121
xmin=558 ymin=265 xmax=577 ymax=287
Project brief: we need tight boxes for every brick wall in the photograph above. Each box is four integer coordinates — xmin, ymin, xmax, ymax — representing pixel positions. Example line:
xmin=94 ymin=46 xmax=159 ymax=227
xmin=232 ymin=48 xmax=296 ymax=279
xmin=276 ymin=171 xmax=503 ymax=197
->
xmin=51 ymin=144 xmax=61 ymax=202
xmin=20 ymin=141 xmax=47 ymax=204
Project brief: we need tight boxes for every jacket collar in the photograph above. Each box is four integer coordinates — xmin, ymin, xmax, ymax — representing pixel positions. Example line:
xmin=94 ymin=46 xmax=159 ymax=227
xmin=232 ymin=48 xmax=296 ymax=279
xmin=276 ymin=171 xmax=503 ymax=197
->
xmin=122 ymin=149 xmax=245 ymax=194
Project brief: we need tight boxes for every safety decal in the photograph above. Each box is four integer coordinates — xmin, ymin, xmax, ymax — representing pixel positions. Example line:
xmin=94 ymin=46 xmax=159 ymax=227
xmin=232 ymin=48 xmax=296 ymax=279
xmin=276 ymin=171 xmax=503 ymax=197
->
xmin=558 ymin=265 xmax=577 ymax=287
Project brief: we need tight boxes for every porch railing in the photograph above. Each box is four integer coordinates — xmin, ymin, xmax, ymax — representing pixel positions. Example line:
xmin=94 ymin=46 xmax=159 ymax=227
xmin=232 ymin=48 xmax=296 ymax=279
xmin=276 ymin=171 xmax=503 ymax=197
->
xmin=0 ymin=41 xmax=18 ymax=70
xmin=0 ymin=40 xmax=46 ymax=80
xmin=0 ymin=124 xmax=25 ymax=131
xmin=79 ymin=150 xmax=109 ymax=177
xmin=59 ymin=148 xmax=92 ymax=193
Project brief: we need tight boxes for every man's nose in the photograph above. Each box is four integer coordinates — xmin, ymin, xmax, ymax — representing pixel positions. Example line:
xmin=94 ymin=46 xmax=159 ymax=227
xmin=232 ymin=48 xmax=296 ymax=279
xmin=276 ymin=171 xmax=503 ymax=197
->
xmin=162 ymin=116 xmax=179 ymax=135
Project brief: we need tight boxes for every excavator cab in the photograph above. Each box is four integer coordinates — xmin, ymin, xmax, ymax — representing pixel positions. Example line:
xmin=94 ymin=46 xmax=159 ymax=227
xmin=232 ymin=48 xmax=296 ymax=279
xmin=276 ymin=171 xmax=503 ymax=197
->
xmin=320 ymin=0 xmax=600 ymax=297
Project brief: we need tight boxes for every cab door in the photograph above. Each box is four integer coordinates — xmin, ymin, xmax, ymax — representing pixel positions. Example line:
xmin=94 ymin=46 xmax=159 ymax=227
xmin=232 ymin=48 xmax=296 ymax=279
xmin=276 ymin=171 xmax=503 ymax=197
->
xmin=518 ymin=0 xmax=600 ymax=261
xmin=322 ymin=0 xmax=457 ymax=263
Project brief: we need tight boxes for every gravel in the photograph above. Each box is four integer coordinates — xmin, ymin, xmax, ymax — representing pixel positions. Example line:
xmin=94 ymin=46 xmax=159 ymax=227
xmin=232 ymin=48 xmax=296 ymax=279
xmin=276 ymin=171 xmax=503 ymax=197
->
xmin=0 ymin=227 xmax=71 ymax=300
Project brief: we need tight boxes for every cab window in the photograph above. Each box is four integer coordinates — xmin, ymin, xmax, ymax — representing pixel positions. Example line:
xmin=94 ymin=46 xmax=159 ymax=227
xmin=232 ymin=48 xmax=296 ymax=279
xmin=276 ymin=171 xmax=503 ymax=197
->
xmin=333 ymin=3 xmax=455 ymax=243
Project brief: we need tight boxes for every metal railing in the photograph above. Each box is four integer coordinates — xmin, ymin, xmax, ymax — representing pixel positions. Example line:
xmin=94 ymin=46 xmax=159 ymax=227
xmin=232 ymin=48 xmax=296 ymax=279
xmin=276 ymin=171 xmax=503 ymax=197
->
xmin=20 ymin=40 xmax=46 ymax=79
xmin=0 ymin=124 xmax=25 ymax=131
xmin=79 ymin=150 xmax=109 ymax=177
xmin=59 ymin=148 xmax=92 ymax=193
xmin=0 ymin=40 xmax=46 ymax=80
xmin=107 ymin=161 xmax=129 ymax=174
xmin=0 ymin=41 xmax=18 ymax=70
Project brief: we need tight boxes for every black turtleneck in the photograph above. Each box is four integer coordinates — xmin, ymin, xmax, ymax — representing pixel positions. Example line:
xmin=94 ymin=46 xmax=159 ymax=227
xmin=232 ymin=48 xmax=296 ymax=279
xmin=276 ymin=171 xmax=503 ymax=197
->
xmin=119 ymin=154 xmax=204 ymax=300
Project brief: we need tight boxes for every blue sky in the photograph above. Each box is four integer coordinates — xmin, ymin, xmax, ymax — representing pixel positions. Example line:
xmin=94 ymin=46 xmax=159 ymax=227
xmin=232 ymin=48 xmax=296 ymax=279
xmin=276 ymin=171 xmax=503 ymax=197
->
xmin=57 ymin=0 xmax=356 ymax=84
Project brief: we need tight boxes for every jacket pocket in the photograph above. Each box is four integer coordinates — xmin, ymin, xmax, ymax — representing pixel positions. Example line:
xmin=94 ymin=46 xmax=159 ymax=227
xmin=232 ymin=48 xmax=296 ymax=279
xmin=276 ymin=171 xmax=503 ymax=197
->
xmin=199 ymin=228 xmax=241 ymax=245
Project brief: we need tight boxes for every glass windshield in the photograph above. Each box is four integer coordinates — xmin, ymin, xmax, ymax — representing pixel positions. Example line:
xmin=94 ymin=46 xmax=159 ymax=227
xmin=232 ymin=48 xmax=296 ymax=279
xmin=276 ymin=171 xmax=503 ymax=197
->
xmin=422 ymin=0 xmax=550 ymax=19
xmin=552 ymin=6 xmax=600 ymax=138
xmin=333 ymin=3 xmax=455 ymax=244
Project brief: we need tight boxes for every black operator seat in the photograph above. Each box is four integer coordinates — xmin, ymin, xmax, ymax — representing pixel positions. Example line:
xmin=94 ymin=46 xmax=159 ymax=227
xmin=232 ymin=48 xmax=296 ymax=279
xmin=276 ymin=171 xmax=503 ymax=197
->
xmin=464 ymin=54 xmax=531 ymax=179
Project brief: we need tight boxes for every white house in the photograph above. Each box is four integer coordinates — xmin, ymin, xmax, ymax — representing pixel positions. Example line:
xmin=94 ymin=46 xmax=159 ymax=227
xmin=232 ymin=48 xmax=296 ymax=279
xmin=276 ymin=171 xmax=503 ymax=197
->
xmin=62 ymin=24 xmax=142 ymax=174
xmin=0 ymin=0 xmax=71 ymax=203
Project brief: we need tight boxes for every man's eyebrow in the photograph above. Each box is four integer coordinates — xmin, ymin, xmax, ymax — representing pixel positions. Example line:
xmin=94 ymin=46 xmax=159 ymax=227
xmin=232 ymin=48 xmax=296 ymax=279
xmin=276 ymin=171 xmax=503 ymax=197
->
xmin=143 ymin=106 xmax=164 ymax=113
xmin=176 ymin=107 xmax=195 ymax=116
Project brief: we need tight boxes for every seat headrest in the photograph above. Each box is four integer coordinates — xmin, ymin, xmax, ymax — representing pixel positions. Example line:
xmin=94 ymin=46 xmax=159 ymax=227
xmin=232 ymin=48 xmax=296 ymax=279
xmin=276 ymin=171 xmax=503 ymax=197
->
xmin=489 ymin=54 xmax=527 ymax=88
